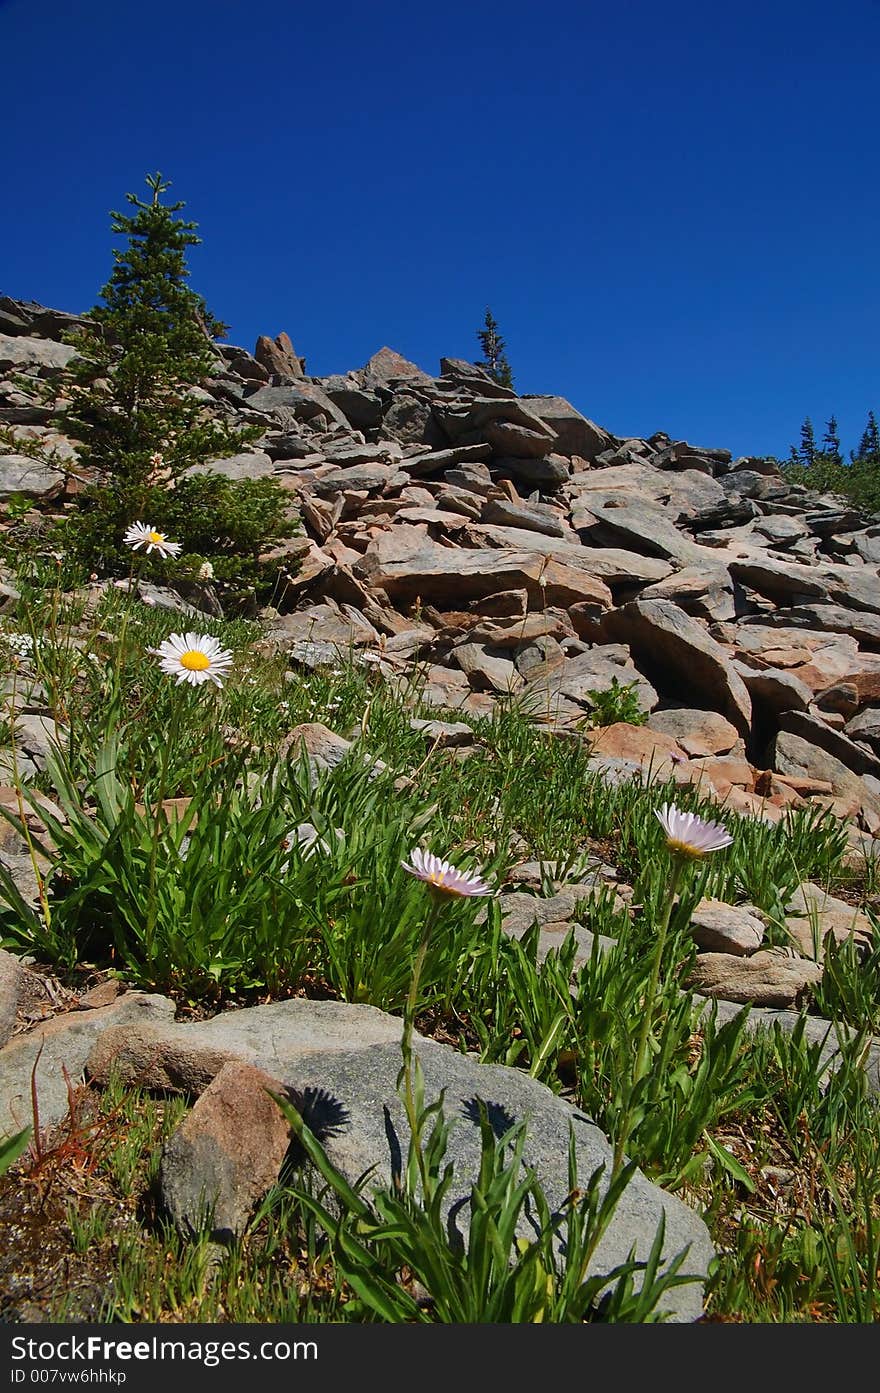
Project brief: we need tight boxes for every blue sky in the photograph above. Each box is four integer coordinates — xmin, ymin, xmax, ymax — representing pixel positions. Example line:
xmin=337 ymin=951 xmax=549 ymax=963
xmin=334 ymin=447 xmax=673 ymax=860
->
xmin=2 ymin=0 xmax=878 ymax=460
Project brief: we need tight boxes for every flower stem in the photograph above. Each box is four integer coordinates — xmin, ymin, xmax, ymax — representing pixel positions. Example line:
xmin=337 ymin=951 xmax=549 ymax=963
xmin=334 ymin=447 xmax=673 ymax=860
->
xmin=143 ymin=702 xmax=181 ymax=969
xmin=399 ymin=898 xmax=442 ymax=1194
xmin=612 ymin=853 xmax=687 ymax=1177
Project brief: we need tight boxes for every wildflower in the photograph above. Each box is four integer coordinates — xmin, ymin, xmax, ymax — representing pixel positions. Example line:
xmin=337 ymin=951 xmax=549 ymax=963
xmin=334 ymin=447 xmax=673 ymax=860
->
xmin=149 ymin=451 xmax=164 ymax=469
xmin=123 ymin=521 xmax=182 ymax=559
xmin=148 ymin=632 xmax=233 ymax=688
xmin=655 ymin=803 xmax=733 ymax=859
xmin=402 ymin=847 xmax=493 ymax=898
xmin=5 ymin=633 xmax=34 ymax=656
xmin=197 ymin=560 xmax=214 ymax=581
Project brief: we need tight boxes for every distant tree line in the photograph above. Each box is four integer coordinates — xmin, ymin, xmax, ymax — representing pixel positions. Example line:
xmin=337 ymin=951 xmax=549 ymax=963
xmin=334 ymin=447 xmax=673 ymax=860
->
xmin=781 ymin=410 xmax=880 ymax=514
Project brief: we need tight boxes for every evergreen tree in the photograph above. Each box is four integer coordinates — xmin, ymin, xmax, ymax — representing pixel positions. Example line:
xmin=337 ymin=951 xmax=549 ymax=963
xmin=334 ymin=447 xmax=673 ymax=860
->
xmin=65 ymin=171 xmax=241 ymax=487
xmin=856 ymin=410 xmax=880 ymax=461
xmin=821 ymin=415 xmax=842 ymax=464
xmin=476 ymin=307 xmax=514 ymax=388
xmin=59 ymin=173 xmax=292 ymax=587
xmin=798 ymin=417 xmax=817 ymax=468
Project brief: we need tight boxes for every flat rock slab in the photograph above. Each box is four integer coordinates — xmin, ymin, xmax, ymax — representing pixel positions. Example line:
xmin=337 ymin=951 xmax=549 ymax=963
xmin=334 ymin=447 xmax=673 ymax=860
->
xmin=85 ymin=998 xmax=713 ymax=1321
xmin=0 ymin=455 xmax=66 ymax=500
xmin=688 ymin=950 xmax=823 ymax=1008
xmin=0 ymin=992 xmax=175 ymax=1138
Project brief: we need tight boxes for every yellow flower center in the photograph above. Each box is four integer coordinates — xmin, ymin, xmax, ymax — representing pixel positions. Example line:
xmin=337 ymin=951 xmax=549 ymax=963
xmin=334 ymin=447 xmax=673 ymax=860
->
xmin=179 ymin=649 xmax=211 ymax=671
xmin=147 ymin=530 xmax=165 ymax=544
xmin=666 ymin=837 xmax=703 ymax=861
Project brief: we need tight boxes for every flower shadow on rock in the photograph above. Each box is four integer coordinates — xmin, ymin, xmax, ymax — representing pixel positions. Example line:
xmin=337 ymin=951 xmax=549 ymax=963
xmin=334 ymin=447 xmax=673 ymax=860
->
xmin=279 ymin=1085 xmax=350 ymax=1182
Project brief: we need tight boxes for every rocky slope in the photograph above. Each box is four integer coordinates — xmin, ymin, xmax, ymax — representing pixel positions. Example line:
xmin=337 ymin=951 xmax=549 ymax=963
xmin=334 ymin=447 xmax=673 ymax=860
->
xmin=3 ymin=292 xmax=880 ymax=844
xmin=5 ymin=295 xmax=880 ymax=1319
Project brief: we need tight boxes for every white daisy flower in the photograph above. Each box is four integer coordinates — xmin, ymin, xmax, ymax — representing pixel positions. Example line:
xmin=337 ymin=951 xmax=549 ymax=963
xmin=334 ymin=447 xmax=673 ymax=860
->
xmin=148 ymin=632 xmax=233 ymax=688
xmin=655 ymin=803 xmax=734 ymax=860
xmin=402 ymin=847 xmax=494 ymax=898
xmin=123 ymin=521 xmax=182 ymax=559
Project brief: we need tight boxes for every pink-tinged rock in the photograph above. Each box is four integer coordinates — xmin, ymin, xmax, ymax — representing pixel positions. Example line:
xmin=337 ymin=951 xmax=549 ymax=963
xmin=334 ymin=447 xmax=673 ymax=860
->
xmin=254 ymin=331 xmax=304 ymax=378
xmin=361 ymin=346 xmax=432 ymax=385
xmin=646 ymin=708 xmax=741 ymax=757
xmin=583 ymin=722 xmax=686 ymax=773
xmin=354 ymin=526 xmax=612 ymax=610
xmin=159 ymin=1061 xmax=292 ymax=1241
xmin=685 ymin=757 xmax=756 ymax=792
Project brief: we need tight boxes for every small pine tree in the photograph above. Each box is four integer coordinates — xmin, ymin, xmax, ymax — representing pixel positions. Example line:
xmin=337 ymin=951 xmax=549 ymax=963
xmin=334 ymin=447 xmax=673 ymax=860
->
xmin=798 ymin=417 xmax=817 ymax=468
xmin=59 ymin=173 xmax=292 ymax=587
xmin=65 ymin=171 xmax=242 ymax=488
xmin=476 ymin=307 xmax=514 ymax=388
xmin=856 ymin=410 xmax=880 ymax=461
xmin=821 ymin=415 xmax=842 ymax=464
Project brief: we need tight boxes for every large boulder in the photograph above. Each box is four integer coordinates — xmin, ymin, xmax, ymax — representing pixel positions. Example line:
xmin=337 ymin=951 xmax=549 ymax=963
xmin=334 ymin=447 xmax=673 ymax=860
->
xmin=600 ymin=600 xmax=752 ymax=735
xmin=354 ymin=526 xmax=612 ymax=610
xmin=87 ymin=998 xmax=715 ymax=1321
xmin=517 ymin=396 xmax=612 ymax=459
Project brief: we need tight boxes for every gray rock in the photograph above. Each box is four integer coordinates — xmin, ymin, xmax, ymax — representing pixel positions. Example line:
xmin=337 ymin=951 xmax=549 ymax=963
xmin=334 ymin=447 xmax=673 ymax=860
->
xmin=727 ymin=556 xmax=829 ymax=604
xmin=777 ymin=710 xmax=880 ymax=780
xmin=183 ymin=450 xmax=275 ymax=481
xmin=85 ymin=999 xmax=713 ymax=1321
xmin=730 ymin=662 xmax=813 ymax=716
xmin=600 ymin=600 xmax=752 ymax=735
xmin=409 ymin=718 xmax=475 ymax=747
xmin=689 ymin=901 xmax=766 ymax=956
xmin=482 ymin=497 xmax=567 ymax=538
xmin=707 ymin=999 xmax=880 ymax=1097
xmin=785 ymin=604 xmax=880 ymax=647
xmin=0 ymin=455 xmax=65 ymax=500
xmin=318 ymin=377 xmax=383 ymax=431
xmin=453 ymin=642 xmax=524 ymax=695
xmin=774 ymin=729 xmax=880 ymax=828
xmin=573 ymin=494 xmax=707 ymax=566
xmin=242 ymin=382 xmax=349 ymax=429
xmin=638 ymin=564 xmax=736 ymax=624
xmin=405 ymin=447 xmax=496 ymax=480
xmin=0 ymin=992 xmax=176 ymax=1137
xmin=688 ymin=951 xmax=823 ymax=1008
xmin=0 ymin=333 xmax=79 ymax=374
xmin=0 ymin=950 xmax=24 ymax=1048
xmin=845 ymin=706 xmax=880 ymax=751
xmin=493 ymin=454 xmax=571 ymax=487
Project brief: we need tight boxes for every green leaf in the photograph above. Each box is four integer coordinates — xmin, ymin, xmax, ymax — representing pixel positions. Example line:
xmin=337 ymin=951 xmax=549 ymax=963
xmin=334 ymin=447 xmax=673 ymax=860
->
xmin=704 ymin=1133 xmax=755 ymax=1192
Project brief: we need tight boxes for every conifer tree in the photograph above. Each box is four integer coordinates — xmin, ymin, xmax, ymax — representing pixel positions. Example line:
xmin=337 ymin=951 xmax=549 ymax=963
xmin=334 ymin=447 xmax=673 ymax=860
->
xmin=476 ymin=307 xmax=514 ymax=388
xmin=821 ymin=415 xmax=842 ymax=464
xmin=856 ymin=410 xmax=880 ymax=461
xmin=66 ymin=171 xmax=241 ymax=487
xmin=798 ymin=417 xmax=817 ymax=468
xmin=59 ymin=173 xmax=291 ymax=588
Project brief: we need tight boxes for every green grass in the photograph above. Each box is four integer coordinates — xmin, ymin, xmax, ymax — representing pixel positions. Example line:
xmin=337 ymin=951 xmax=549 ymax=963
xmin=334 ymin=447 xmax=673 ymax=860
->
xmin=2 ymin=556 xmax=880 ymax=1323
